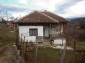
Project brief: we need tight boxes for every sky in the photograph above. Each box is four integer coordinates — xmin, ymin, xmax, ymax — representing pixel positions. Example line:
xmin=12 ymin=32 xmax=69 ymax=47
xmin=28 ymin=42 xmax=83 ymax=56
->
xmin=0 ymin=0 xmax=85 ymax=19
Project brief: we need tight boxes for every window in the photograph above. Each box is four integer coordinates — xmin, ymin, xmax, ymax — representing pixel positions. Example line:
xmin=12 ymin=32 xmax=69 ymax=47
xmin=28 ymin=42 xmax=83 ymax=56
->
xmin=29 ymin=28 xmax=38 ymax=36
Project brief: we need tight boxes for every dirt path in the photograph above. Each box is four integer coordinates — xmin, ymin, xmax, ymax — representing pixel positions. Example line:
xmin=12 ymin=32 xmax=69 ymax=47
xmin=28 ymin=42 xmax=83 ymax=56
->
xmin=0 ymin=44 xmax=18 ymax=63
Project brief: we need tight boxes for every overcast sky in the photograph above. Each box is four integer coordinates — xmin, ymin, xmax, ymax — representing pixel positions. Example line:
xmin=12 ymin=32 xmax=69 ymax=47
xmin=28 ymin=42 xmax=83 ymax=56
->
xmin=0 ymin=0 xmax=85 ymax=18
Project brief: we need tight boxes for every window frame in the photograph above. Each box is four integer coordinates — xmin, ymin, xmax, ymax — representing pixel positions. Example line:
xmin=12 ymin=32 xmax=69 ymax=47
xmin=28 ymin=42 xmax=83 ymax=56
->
xmin=29 ymin=28 xmax=38 ymax=36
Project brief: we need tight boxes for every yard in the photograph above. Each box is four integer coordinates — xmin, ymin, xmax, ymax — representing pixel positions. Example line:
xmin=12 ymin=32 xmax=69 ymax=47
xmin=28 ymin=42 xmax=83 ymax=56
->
xmin=0 ymin=26 xmax=85 ymax=63
xmin=24 ymin=46 xmax=76 ymax=63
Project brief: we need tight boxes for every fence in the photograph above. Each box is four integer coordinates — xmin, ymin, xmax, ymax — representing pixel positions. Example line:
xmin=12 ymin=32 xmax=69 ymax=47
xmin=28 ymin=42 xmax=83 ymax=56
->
xmin=16 ymin=41 xmax=85 ymax=63
xmin=15 ymin=32 xmax=85 ymax=63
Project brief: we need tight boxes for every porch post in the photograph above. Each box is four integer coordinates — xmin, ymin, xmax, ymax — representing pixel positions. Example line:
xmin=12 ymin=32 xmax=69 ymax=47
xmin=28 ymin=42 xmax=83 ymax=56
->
xmin=60 ymin=24 xmax=63 ymax=45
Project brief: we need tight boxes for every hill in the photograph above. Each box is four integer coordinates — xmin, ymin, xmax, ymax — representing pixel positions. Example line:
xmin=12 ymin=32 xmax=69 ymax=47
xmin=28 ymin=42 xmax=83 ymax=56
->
xmin=69 ymin=17 xmax=85 ymax=24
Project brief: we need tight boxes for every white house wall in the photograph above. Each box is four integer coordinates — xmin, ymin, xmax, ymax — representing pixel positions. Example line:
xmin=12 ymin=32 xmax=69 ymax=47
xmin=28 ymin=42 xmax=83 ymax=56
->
xmin=44 ymin=24 xmax=64 ymax=37
xmin=61 ymin=24 xmax=63 ymax=33
xmin=53 ymin=38 xmax=66 ymax=45
xmin=44 ymin=26 xmax=49 ymax=37
xmin=19 ymin=26 xmax=43 ymax=42
xmin=55 ymin=24 xmax=63 ymax=34
xmin=45 ymin=24 xmax=63 ymax=36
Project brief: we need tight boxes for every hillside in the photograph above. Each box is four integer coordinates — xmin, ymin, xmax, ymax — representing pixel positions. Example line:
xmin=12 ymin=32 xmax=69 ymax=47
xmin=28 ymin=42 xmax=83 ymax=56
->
xmin=69 ymin=17 xmax=85 ymax=24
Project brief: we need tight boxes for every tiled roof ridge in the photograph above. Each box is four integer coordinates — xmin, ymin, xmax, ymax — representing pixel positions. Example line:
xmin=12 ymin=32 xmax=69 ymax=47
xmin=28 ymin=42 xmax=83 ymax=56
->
xmin=39 ymin=12 xmax=59 ymax=23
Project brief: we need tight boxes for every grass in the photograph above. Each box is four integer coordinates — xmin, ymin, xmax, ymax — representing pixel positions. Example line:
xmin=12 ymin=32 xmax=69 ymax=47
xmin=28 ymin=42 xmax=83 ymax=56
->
xmin=76 ymin=41 xmax=85 ymax=50
xmin=26 ymin=46 xmax=76 ymax=63
xmin=26 ymin=47 xmax=60 ymax=63
xmin=0 ymin=26 xmax=16 ymax=47
xmin=37 ymin=47 xmax=60 ymax=63
xmin=67 ymin=41 xmax=85 ymax=50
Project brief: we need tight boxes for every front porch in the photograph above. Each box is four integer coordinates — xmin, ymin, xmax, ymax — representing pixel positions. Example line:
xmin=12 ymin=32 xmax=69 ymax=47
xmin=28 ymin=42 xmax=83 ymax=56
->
xmin=36 ymin=33 xmax=66 ymax=46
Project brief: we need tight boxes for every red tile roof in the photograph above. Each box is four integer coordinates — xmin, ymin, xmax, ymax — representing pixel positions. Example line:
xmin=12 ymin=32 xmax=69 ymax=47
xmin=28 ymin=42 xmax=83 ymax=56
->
xmin=16 ymin=11 xmax=67 ymax=23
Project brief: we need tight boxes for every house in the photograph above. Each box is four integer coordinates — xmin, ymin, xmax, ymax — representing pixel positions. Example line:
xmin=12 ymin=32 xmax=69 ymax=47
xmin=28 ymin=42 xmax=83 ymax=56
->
xmin=15 ymin=11 xmax=67 ymax=45
xmin=6 ymin=21 xmax=13 ymax=27
xmin=6 ymin=21 xmax=15 ymax=31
